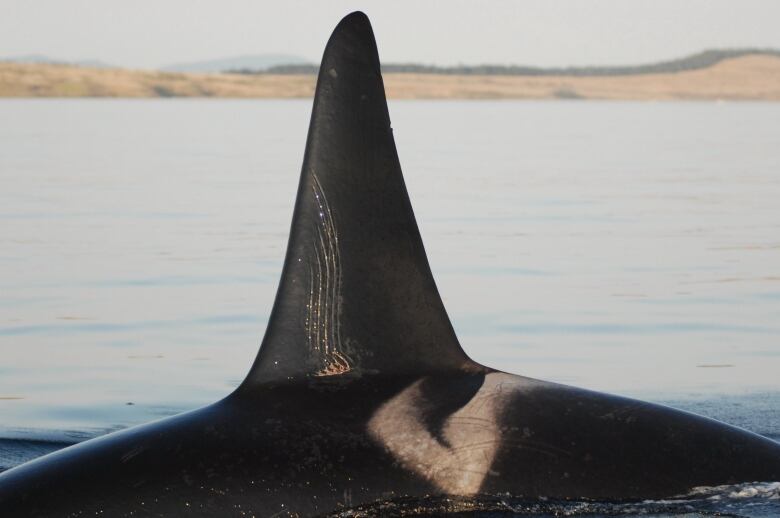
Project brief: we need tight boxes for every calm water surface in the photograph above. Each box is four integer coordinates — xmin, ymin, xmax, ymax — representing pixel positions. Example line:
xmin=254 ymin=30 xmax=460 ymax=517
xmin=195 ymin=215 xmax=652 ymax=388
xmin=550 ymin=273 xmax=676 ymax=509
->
xmin=1 ymin=100 xmax=779 ymax=512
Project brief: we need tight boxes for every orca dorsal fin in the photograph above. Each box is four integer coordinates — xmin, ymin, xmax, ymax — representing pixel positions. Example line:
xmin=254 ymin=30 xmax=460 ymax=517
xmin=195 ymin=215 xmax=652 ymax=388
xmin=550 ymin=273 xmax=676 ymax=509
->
xmin=242 ymin=12 xmax=475 ymax=385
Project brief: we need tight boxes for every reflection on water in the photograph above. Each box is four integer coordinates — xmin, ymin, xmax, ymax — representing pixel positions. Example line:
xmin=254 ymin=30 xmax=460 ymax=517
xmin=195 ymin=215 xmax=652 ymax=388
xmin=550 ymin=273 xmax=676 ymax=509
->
xmin=1 ymin=100 xmax=779 ymax=472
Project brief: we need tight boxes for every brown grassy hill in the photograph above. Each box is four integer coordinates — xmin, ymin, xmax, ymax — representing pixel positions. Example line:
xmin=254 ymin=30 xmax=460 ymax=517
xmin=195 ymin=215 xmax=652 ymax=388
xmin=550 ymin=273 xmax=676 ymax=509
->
xmin=1 ymin=54 xmax=779 ymax=100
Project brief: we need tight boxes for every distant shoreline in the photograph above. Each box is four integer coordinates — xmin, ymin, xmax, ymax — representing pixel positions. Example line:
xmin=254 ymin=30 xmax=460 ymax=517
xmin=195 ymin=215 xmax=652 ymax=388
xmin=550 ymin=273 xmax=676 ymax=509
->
xmin=252 ymin=48 xmax=780 ymax=76
xmin=2 ymin=53 xmax=779 ymax=100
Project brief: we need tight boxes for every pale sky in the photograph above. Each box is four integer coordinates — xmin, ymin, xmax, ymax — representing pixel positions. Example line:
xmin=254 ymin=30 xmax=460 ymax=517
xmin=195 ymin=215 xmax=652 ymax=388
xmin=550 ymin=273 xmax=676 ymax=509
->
xmin=3 ymin=0 xmax=780 ymax=69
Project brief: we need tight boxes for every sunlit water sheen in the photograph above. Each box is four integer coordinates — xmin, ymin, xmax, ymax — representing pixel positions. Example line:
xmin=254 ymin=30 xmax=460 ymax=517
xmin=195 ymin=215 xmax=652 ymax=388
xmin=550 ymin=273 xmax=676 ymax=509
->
xmin=1 ymin=100 xmax=779 ymax=513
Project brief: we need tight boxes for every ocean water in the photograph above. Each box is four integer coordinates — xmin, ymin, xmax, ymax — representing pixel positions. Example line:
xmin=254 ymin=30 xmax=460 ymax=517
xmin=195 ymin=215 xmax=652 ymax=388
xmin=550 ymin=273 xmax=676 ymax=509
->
xmin=1 ymin=99 xmax=779 ymax=515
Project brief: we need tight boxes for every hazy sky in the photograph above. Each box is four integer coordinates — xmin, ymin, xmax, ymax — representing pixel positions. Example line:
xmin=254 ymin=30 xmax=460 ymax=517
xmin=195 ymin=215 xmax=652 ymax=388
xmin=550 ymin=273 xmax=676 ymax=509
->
xmin=4 ymin=0 xmax=780 ymax=69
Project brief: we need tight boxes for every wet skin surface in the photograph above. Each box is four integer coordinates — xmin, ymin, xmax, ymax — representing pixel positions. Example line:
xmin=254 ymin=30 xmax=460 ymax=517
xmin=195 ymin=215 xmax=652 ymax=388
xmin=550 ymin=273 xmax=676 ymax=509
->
xmin=1 ymin=372 xmax=779 ymax=516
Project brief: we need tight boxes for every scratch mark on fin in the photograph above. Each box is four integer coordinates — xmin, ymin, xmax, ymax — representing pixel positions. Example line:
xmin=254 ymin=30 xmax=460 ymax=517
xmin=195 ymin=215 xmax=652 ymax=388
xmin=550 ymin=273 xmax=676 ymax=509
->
xmin=307 ymin=172 xmax=352 ymax=376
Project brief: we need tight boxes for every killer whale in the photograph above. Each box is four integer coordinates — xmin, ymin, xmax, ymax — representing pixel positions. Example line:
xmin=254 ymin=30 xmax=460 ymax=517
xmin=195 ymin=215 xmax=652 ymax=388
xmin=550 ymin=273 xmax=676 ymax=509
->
xmin=1 ymin=11 xmax=779 ymax=517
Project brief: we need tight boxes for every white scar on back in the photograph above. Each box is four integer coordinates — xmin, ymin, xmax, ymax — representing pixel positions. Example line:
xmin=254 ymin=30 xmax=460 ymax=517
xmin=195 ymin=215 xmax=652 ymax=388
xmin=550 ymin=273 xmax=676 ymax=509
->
xmin=368 ymin=372 xmax=512 ymax=495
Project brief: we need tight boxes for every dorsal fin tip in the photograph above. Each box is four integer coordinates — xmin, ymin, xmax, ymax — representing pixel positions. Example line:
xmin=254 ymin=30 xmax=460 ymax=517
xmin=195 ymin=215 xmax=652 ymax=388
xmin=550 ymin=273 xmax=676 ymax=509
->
xmin=240 ymin=12 xmax=474 ymax=386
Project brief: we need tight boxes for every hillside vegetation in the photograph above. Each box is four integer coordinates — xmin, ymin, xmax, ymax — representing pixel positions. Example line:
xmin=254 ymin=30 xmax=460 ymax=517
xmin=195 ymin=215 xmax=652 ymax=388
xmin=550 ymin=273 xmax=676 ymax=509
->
xmin=258 ymin=48 xmax=780 ymax=76
xmin=1 ymin=52 xmax=779 ymax=100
